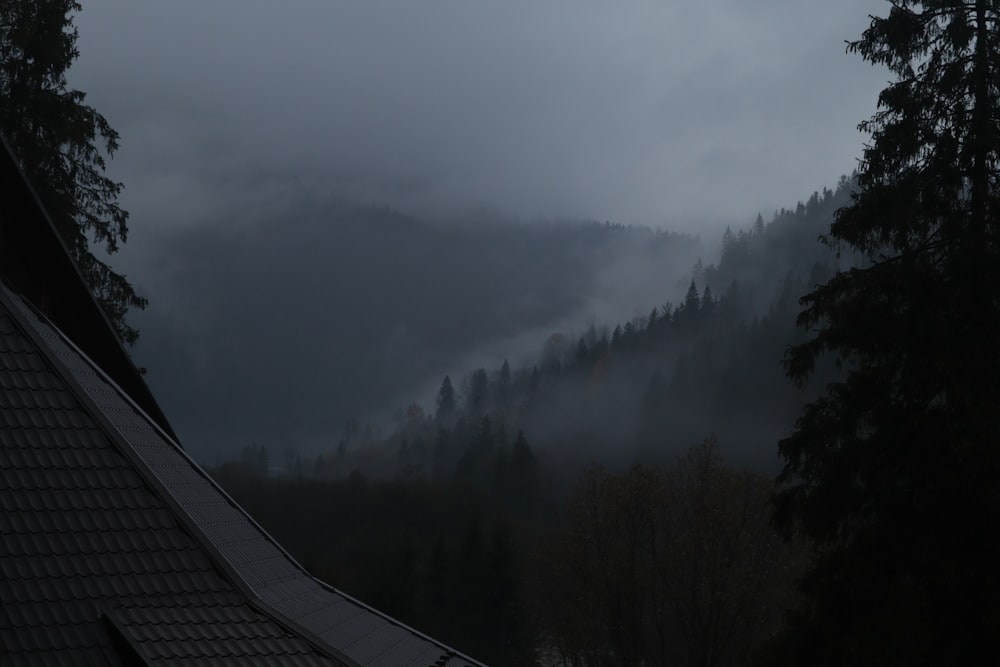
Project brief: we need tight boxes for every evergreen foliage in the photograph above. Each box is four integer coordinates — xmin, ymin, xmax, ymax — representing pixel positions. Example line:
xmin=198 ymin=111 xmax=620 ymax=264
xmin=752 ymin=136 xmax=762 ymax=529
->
xmin=212 ymin=174 xmax=863 ymax=665
xmin=770 ymin=2 xmax=1000 ymax=663
xmin=0 ymin=0 xmax=145 ymax=344
xmin=536 ymin=441 xmax=799 ymax=667
xmin=209 ymin=467 xmax=538 ymax=665
xmin=335 ymin=183 xmax=852 ymax=486
xmin=435 ymin=375 xmax=456 ymax=425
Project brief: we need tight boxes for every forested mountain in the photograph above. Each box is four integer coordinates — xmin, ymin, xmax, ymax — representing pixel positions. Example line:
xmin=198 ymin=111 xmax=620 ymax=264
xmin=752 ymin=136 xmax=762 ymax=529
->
xmin=131 ymin=191 xmax=702 ymax=461
xmin=314 ymin=178 xmax=854 ymax=489
xmin=211 ymin=177 xmax=854 ymax=665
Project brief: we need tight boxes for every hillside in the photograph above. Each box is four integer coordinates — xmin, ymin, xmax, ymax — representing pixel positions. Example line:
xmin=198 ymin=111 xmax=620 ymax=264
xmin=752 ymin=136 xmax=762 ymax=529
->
xmin=308 ymin=178 xmax=854 ymax=490
xmin=131 ymin=192 xmax=703 ymax=460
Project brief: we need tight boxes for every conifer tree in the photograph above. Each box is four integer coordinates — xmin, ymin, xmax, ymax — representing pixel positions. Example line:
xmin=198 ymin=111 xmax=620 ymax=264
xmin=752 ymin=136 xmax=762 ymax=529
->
xmin=647 ymin=306 xmax=659 ymax=331
xmin=700 ymin=284 xmax=714 ymax=317
xmin=435 ymin=375 xmax=456 ymax=426
xmin=682 ymin=280 xmax=701 ymax=316
xmin=771 ymin=2 xmax=1000 ymax=663
xmin=0 ymin=1 xmax=145 ymax=344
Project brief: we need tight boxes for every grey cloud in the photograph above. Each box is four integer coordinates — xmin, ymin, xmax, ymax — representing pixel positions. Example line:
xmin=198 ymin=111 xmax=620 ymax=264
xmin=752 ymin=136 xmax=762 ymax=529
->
xmin=64 ymin=0 xmax=892 ymax=460
xmin=73 ymin=0 xmax=887 ymax=238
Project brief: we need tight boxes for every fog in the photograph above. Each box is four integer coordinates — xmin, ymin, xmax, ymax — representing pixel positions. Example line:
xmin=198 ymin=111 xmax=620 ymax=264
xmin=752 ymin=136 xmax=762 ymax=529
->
xmin=73 ymin=1 xmax=884 ymax=231
xmin=63 ymin=2 xmax=885 ymax=462
xmin=128 ymin=192 xmax=708 ymax=459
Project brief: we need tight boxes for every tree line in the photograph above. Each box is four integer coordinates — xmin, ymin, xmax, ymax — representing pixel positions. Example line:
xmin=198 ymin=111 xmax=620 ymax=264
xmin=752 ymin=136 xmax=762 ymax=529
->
xmin=212 ymin=438 xmax=800 ymax=666
xmin=7 ymin=1 xmax=1000 ymax=665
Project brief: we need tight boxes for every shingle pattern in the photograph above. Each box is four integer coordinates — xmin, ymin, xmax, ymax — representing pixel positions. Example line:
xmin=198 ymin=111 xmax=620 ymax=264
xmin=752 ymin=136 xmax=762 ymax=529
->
xmin=1 ymin=286 xmax=482 ymax=667
xmin=0 ymin=293 xmax=339 ymax=666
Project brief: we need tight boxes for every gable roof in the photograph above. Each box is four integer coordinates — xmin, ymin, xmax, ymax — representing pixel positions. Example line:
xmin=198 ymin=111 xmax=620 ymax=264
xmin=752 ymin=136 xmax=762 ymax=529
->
xmin=0 ymin=139 xmax=482 ymax=666
xmin=0 ymin=135 xmax=175 ymax=442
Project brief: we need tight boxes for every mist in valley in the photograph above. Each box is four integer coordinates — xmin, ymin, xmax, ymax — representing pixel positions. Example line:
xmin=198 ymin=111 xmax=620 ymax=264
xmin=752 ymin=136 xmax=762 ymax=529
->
xmin=61 ymin=1 xmax=886 ymax=474
xmin=128 ymin=173 xmax=851 ymax=486
xmin=128 ymin=191 xmax=711 ymax=462
xmin=10 ymin=0 xmax=991 ymax=664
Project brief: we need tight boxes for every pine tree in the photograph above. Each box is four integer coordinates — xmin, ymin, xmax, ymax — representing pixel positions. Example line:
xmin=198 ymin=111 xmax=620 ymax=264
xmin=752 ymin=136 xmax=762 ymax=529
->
xmin=0 ymin=1 xmax=145 ymax=344
xmin=771 ymin=2 xmax=1000 ymax=664
xmin=435 ymin=375 xmax=456 ymax=426
xmin=647 ymin=306 xmax=659 ymax=331
xmin=700 ymin=284 xmax=714 ymax=317
xmin=681 ymin=280 xmax=700 ymax=316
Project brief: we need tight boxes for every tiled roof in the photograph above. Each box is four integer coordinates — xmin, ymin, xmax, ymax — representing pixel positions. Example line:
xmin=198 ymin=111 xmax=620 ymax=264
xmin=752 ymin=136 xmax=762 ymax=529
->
xmin=0 ymin=284 xmax=482 ymax=666
xmin=0 ymin=290 xmax=339 ymax=666
xmin=0 ymin=135 xmax=176 ymax=441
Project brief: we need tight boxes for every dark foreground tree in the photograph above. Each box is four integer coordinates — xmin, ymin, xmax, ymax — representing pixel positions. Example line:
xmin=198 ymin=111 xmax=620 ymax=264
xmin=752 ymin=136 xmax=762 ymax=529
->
xmin=539 ymin=441 xmax=798 ymax=667
xmin=0 ymin=0 xmax=145 ymax=344
xmin=770 ymin=2 xmax=1000 ymax=664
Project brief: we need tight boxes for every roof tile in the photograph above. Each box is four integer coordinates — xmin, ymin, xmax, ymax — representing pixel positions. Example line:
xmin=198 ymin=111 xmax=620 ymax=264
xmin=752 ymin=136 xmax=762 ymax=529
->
xmin=2 ymin=283 xmax=479 ymax=665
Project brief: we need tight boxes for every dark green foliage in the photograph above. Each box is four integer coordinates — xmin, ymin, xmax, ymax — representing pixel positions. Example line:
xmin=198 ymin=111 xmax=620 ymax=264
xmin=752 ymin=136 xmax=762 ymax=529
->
xmin=681 ymin=280 xmax=701 ymax=316
xmin=373 ymin=186 xmax=847 ymax=477
xmin=0 ymin=0 xmax=145 ymax=344
xmin=207 ymin=176 xmax=870 ymax=664
xmin=700 ymin=284 xmax=715 ymax=318
xmin=210 ymin=467 xmax=539 ymax=666
xmin=435 ymin=375 xmax=456 ymax=426
xmin=770 ymin=2 xmax=1000 ymax=664
xmin=536 ymin=441 xmax=800 ymax=667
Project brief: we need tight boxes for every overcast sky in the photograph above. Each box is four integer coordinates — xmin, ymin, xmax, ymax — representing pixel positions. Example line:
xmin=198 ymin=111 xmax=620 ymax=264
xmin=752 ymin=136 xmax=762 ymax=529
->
xmin=71 ymin=1 xmax=887 ymax=248
xmin=61 ymin=1 xmax=897 ymax=458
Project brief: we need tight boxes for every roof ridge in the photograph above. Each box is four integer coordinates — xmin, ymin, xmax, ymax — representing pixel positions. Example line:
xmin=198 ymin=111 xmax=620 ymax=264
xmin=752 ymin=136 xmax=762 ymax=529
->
xmin=0 ymin=284 xmax=354 ymax=667
xmin=0 ymin=136 xmax=175 ymax=440
xmin=1 ymin=283 xmax=483 ymax=666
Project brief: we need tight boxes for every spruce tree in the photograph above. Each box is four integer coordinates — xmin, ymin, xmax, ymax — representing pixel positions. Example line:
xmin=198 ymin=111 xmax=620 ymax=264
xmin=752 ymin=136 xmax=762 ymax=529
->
xmin=0 ymin=1 xmax=145 ymax=344
xmin=435 ymin=375 xmax=456 ymax=426
xmin=681 ymin=280 xmax=701 ymax=316
xmin=771 ymin=2 xmax=1000 ymax=664
xmin=700 ymin=284 xmax=714 ymax=317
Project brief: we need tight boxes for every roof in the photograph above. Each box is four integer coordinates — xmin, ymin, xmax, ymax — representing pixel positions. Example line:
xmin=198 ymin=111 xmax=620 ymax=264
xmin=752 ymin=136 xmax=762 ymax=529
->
xmin=0 ymin=139 xmax=483 ymax=666
xmin=0 ymin=285 xmax=340 ymax=665
xmin=0 ymin=135 xmax=175 ymax=441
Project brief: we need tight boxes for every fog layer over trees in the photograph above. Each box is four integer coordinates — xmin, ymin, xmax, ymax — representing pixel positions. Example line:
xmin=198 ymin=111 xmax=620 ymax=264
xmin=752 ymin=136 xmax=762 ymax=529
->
xmin=131 ymin=192 xmax=706 ymax=461
xmin=285 ymin=179 xmax=853 ymax=484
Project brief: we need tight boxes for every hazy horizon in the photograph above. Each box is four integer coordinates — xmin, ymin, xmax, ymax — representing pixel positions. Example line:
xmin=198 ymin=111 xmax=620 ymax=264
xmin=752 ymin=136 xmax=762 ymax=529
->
xmin=60 ymin=2 xmax=889 ymax=462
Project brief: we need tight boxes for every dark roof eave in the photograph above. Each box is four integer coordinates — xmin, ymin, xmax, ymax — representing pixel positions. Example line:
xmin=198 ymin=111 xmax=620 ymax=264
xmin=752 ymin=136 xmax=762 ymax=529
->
xmin=0 ymin=133 xmax=177 ymax=441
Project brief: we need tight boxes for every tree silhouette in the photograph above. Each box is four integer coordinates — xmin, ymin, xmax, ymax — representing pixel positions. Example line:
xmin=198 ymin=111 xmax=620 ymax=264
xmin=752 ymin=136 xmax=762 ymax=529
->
xmin=539 ymin=443 xmax=794 ymax=667
xmin=771 ymin=2 xmax=1000 ymax=663
xmin=435 ymin=375 xmax=456 ymax=426
xmin=0 ymin=1 xmax=145 ymax=343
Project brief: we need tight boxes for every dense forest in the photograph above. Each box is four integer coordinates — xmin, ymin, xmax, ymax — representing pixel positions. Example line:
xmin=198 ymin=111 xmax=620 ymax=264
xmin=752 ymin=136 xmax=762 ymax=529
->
xmin=258 ymin=177 xmax=854 ymax=484
xmin=134 ymin=200 xmax=705 ymax=461
xmin=210 ymin=178 xmax=852 ymax=664
xmin=8 ymin=0 xmax=999 ymax=665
